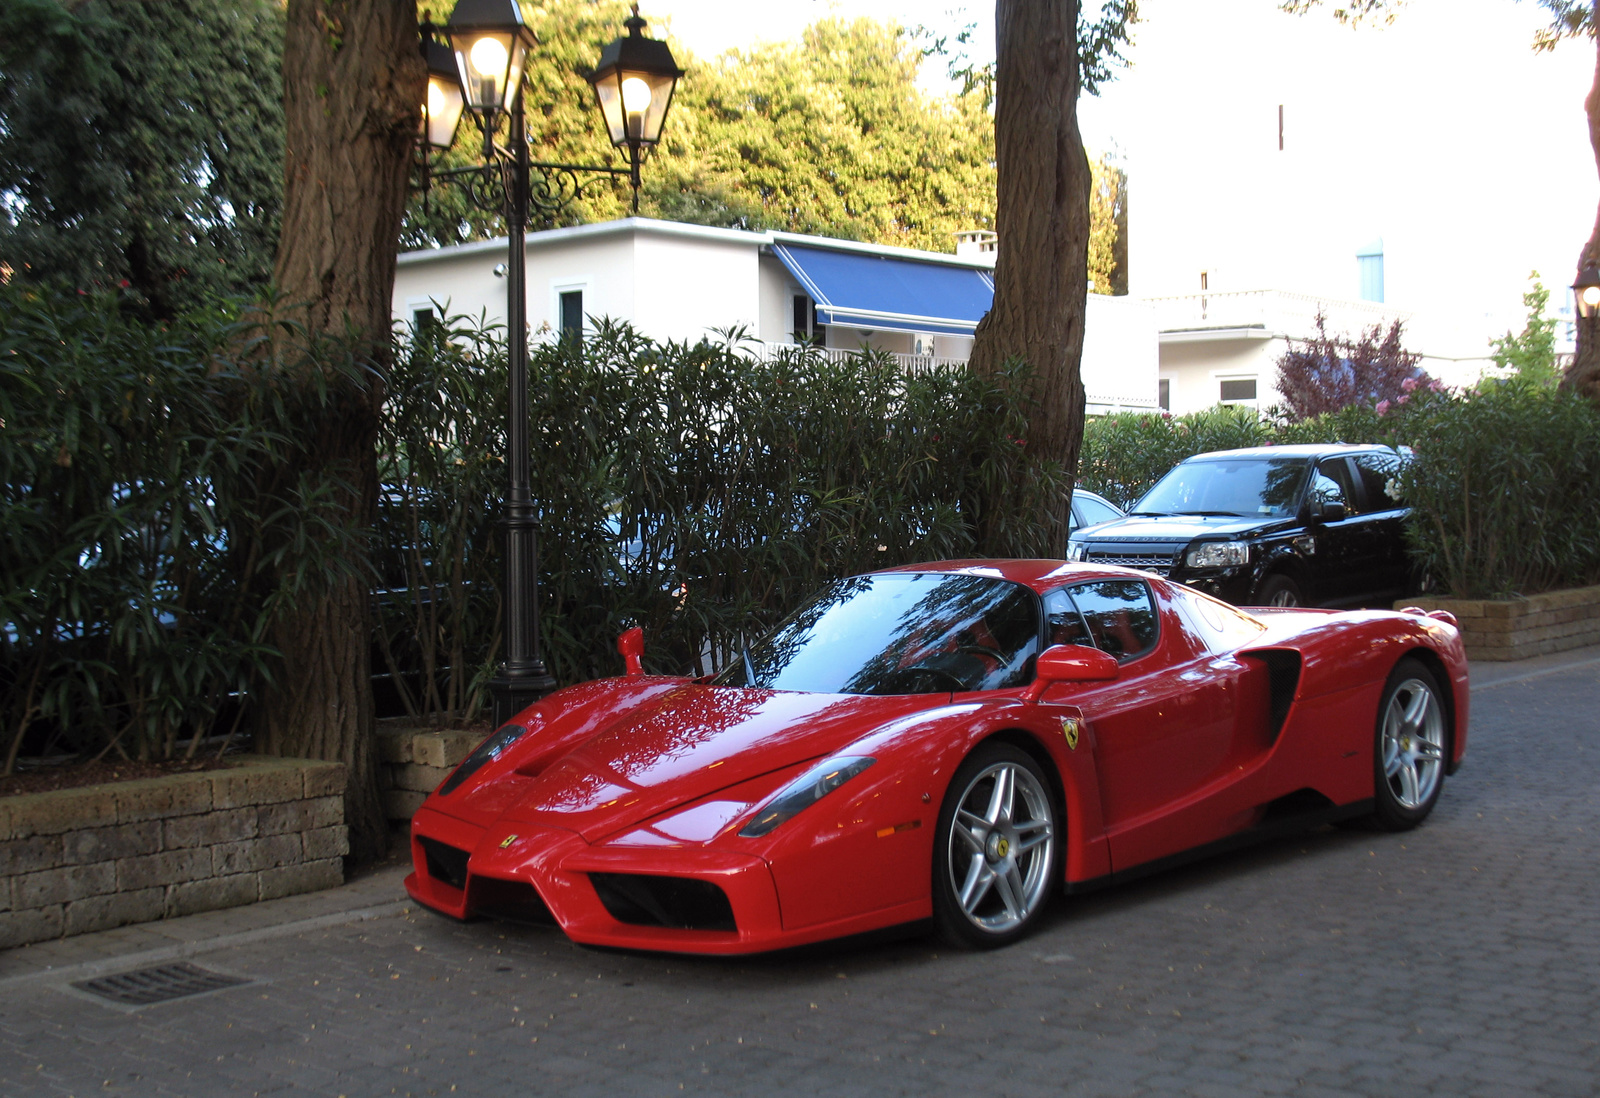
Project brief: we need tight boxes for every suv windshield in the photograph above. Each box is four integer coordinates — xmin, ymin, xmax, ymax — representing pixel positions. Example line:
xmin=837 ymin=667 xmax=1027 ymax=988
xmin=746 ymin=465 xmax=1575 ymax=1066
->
xmin=1136 ymin=457 xmax=1310 ymax=518
xmin=714 ymin=572 xmax=1041 ymax=695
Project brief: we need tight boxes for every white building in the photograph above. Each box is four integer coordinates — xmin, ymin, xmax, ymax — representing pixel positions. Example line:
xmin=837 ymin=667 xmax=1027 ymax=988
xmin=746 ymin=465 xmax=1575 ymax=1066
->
xmin=392 ymin=217 xmax=1160 ymax=415
xmin=1089 ymin=0 xmax=1598 ymax=414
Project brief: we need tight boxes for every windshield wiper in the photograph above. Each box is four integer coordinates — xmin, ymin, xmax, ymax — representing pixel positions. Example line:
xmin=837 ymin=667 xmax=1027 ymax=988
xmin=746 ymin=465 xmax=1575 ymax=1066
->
xmin=1177 ymin=510 xmax=1245 ymax=517
xmin=1129 ymin=510 xmax=1170 ymax=516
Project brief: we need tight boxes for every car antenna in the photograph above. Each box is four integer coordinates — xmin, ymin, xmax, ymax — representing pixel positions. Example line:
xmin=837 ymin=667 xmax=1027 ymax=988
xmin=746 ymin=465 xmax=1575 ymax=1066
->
xmin=741 ymin=632 xmax=757 ymax=686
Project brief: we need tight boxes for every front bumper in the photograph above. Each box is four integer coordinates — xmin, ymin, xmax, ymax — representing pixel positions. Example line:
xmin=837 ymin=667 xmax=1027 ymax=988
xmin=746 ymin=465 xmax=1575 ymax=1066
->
xmin=404 ymin=804 xmax=925 ymax=955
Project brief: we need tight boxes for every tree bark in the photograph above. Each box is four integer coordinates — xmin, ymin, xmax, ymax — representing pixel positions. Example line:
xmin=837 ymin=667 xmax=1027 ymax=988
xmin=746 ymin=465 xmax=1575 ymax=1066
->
xmin=262 ymin=0 xmax=423 ymax=862
xmin=968 ymin=0 xmax=1089 ymax=548
xmin=1564 ymin=2 xmax=1600 ymax=403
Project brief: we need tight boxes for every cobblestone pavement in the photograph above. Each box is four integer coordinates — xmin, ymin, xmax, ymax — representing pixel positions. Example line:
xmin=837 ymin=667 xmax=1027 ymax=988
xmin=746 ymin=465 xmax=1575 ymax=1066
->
xmin=1 ymin=654 xmax=1597 ymax=1098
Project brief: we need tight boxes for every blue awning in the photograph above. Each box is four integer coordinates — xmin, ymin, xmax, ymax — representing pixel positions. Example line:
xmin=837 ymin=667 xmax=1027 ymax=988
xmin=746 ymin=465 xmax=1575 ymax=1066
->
xmin=771 ymin=243 xmax=994 ymax=337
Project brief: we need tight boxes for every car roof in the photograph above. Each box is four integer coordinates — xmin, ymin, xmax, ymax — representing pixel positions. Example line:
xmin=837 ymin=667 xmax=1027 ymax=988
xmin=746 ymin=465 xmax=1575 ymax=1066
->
xmin=871 ymin=558 xmax=1149 ymax=594
xmin=1181 ymin=443 xmax=1394 ymax=461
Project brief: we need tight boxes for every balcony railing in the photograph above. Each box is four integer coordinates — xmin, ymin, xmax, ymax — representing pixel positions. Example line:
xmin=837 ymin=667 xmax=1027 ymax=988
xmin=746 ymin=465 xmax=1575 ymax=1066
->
xmin=751 ymin=342 xmax=968 ymax=374
xmin=1149 ymin=290 xmax=1412 ymax=340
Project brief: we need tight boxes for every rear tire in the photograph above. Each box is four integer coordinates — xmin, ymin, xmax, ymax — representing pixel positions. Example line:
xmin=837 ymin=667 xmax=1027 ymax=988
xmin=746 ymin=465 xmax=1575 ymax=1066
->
xmin=1369 ymin=658 xmax=1448 ymax=831
xmin=931 ymin=742 xmax=1060 ymax=950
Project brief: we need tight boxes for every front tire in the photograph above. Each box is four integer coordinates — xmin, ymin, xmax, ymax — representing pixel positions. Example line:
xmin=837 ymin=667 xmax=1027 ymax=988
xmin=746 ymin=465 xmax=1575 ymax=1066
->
xmin=1255 ymin=573 xmax=1303 ymax=607
xmin=932 ymin=742 xmax=1060 ymax=949
xmin=1370 ymin=658 xmax=1448 ymax=830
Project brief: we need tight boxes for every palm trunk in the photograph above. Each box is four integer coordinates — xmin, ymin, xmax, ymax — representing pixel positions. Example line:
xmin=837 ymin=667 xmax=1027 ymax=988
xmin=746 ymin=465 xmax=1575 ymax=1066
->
xmin=1564 ymin=1 xmax=1600 ymax=402
xmin=257 ymin=0 xmax=424 ymax=863
xmin=967 ymin=0 xmax=1090 ymax=550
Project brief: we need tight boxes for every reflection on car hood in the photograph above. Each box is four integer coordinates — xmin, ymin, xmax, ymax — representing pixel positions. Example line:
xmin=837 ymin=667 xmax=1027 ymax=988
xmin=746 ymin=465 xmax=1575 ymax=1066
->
xmin=504 ymin=686 xmax=934 ymax=842
xmin=1077 ymin=514 xmax=1297 ymax=542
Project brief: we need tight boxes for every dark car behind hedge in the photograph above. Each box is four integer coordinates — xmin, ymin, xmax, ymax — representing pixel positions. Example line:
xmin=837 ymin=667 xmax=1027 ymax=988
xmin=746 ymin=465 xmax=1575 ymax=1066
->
xmin=1066 ymin=444 xmax=1415 ymax=608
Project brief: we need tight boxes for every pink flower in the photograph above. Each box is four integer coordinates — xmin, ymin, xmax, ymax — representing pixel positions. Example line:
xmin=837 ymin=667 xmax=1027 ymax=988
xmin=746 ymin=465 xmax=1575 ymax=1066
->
xmin=1376 ymin=400 xmax=1390 ymax=416
xmin=1429 ymin=379 xmax=1445 ymax=392
xmin=1401 ymin=377 xmax=1418 ymax=393
xmin=1397 ymin=394 xmax=1410 ymax=405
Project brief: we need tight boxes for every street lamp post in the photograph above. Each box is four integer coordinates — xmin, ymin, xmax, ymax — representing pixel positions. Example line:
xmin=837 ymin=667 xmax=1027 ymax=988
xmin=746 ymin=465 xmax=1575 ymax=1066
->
xmin=418 ymin=0 xmax=682 ymax=725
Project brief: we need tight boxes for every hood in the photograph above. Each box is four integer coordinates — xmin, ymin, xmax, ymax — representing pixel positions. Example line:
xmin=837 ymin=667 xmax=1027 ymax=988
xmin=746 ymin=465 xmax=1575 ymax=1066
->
xmin=502 ymin=686 xmax=934 ymax=841
xmin=1078 ymin=513 xmax=1296 ymax=544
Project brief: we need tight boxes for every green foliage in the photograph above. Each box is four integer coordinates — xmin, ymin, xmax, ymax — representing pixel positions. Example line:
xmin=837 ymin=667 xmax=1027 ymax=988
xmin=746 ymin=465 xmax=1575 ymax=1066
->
xmin=0 ymin=0 xmax=285 ymax=319
xmin=0 ymin=286 xmax=367 ymax=771
xmin=1489 ymin=274 xmax=1560 ymax=387
xmin=375 ymin=313 xmax=1067 ymax=702
xmin=1076 ymin=405 xmax=1272 ymax=508
xmin=1088 ymin=153 xmax=1128 ymax=295
xmin=1400 ymin=381 xmax=1600 ymax=598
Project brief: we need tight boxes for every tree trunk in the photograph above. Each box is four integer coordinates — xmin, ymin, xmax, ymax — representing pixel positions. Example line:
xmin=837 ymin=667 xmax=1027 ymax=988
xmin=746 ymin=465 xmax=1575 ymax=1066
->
xmin=1565 ymin=5 xmax=1600 ymax=403
xmin=968 ymin=0 xmax=1090 ymax=549
xmin=261 ymin=0 xmax=423 ymax=863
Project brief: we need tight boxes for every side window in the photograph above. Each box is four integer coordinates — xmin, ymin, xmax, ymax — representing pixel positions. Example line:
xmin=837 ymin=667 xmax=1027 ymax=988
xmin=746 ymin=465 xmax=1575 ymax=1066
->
xmin=1309 ymin=458 xmax=1356 ymax=511
xmin=1042 ymin=588 xmax=1094 ymax=648
xmin=1066 ymin=580 xmax=1159 ymax=662
xmin=1353 ymin=451 xmax=1405 ymax=510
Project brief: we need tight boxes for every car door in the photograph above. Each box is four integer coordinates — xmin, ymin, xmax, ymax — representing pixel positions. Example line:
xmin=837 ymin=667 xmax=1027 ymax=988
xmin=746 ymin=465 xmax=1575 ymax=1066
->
xmin=1042 ymin=580 xmax=1242 ymax=870
xmin=1304 ymin=457 xmax=1378 ymax=606
xmin=1350 ymin=450 xmax=1412 ymax=600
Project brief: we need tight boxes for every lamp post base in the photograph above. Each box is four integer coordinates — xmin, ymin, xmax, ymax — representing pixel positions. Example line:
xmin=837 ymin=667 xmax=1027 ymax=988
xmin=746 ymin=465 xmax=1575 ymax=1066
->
xmin=489 ymin=669 xmax=558 ymax=726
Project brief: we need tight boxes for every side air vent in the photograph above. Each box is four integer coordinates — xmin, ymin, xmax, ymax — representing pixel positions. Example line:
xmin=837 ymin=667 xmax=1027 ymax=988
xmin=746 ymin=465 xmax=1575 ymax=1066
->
xmin=590 ymin=873 xmax=737 ymax=932
xmin=471 ymin=876 xmax=556 ymax=927
xmin=418 ymin=836 xmax=471 ymax=891
xmin=1243 ymin=648 xmax=1302 ymax=742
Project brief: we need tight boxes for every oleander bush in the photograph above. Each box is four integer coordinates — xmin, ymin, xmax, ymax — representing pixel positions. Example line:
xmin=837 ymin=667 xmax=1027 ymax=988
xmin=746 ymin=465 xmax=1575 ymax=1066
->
xmin=0 ymin=286 xmax=365 ymax=771
xmin=376 ymin=312 xmax=1067 ymax=698
xmin=3 ymin=286 xmax=1066 ymax=761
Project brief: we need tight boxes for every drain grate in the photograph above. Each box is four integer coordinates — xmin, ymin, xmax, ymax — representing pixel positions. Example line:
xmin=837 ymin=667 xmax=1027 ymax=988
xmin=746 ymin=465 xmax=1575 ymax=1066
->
xmin=72 ymin=962 xmax=252 ymax=1007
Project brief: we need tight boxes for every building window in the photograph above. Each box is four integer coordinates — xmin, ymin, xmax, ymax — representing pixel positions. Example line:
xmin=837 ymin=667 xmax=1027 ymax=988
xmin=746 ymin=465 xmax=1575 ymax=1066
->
xmin=560 ymin=289 xmax=583 ymax=343
xmin=1158 ymin=379 xmax=1171 ymax=411
xmin=1219 ymin=378 xmax=1257 ymax=403
xmin=791 ymin=294 xmax=826 ymax=346
xmin=411 ymin=305 xmax=436 ymax=332
xmin=1356 ymin=239 xmax=1384 ymax=303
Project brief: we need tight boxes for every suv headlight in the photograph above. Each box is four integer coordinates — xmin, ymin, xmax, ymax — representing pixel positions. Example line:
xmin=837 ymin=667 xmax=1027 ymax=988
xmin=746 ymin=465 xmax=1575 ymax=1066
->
xmin=1185 ymin=541 xmax=1249 ymax=569
xmin=1066 ymin=541 xmax=1087 ymax=562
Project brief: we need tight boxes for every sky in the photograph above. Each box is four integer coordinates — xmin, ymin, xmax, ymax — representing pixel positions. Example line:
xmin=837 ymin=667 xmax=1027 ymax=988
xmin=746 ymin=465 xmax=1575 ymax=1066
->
xmin=643 ymin=0 xmax=1598 ymax=337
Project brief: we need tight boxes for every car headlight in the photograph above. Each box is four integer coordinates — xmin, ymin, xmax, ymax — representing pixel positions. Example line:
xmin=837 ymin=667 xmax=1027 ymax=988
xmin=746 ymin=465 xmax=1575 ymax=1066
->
xmin=738 ymin=756 xmax=875 ymax=838
xmin=1066 ymin=541 xmax=1087 ymax=562
xmin=1185 ymin=541 xmax=1249 ymax=569
xmin=439 ymin=723 xmax=528 ymax=796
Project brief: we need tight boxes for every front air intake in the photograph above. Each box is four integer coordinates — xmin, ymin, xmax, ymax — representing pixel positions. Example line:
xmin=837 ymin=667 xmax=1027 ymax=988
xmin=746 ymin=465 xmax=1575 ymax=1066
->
xmin=418 ymin=836 xmax=470 ymax=891
xmin=470 ymin=876 xmax=557 ymax=927
xmin=589 ymin=873 xmax=737 ymax=932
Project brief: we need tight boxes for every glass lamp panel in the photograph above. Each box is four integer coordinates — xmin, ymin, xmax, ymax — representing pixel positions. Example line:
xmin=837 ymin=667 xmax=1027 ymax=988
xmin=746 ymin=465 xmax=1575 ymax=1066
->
xmin=593 ymin=76 xmax=628 ymax=146
xmin=423 ymin=75 xmax=465 ymax=149
xmin=453 ymin=31 xmax=514 ymax=112
xmin=633 ymin=69 xmax=677 ymax=144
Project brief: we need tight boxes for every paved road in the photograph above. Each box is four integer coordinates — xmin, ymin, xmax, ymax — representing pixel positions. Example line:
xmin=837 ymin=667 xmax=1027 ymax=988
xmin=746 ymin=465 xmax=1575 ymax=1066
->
xmin=2 ymin=654 xmax=1598 ymax=1098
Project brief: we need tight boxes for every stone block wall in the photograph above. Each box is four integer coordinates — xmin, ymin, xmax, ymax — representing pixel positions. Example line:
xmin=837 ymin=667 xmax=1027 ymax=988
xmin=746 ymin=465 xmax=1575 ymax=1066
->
xmin=376 ymin=727 xmax=480 ymax=822
xmin=1398 ymin=584 xmax=1600 ymax=661
xmin=0 ymin=756 xmax=347 ymax=949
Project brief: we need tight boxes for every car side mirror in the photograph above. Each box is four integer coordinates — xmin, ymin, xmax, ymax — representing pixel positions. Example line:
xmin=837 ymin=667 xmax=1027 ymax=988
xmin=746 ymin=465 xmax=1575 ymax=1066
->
xmin=617 ymin=627 xmax=644 ymax=676
xmin=1306 ymin=498 xmax=1346 ymax=524
xmin=1023 ymin=643 xmax=1119 ymax=702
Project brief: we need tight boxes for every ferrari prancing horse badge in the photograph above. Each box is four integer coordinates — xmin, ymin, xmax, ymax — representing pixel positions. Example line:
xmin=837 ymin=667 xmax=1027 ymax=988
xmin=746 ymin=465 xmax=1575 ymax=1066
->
xmin=1060 ymin=717 xmax=1080 ymax=750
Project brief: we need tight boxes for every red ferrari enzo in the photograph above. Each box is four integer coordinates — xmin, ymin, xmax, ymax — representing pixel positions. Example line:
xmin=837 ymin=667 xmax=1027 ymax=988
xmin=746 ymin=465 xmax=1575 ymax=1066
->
xmin=405 ymin=560 xmax=1468 ymax=953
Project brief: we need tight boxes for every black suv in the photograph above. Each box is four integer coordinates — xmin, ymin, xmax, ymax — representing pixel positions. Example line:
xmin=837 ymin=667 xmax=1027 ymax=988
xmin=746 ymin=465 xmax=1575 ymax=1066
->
xmin=1066 ymin=444 xmax=1413 ymax=608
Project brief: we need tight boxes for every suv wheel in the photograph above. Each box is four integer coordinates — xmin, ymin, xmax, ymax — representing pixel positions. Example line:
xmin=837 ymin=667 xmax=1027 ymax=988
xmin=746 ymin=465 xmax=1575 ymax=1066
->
xmin=1255 ymin=574 xmax=1302 ymax=607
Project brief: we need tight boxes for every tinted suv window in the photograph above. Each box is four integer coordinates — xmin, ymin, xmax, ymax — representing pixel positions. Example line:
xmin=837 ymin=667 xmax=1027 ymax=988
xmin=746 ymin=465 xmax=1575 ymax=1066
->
xmin=1309 ymin=458 xmax=1357 ymax=512
xmin=1353 ymin=451 xmax=1405 ymax=510
xmin=1137 ymin=457 xmax=1310 ymax=518
xmin=1056 ymin=580 xmax=1158 ymax=662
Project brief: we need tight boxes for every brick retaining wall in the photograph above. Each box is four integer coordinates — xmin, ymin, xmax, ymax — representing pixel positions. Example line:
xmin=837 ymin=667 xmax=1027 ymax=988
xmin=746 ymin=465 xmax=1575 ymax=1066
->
xmin=1398 ymin=584 xmax=1600 ymax=661
xmin=0 ymin=756 xmax=347 ymax=949
xmin=377 ymin=727 xmax=478 ymax=823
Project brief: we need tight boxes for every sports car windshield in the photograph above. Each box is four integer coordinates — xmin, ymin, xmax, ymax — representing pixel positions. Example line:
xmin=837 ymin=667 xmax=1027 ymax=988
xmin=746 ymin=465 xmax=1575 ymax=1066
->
xmin=1136 ymin=457 xmax=1310 ymax=518
xmin=714 ymin=573 xmax=1042 ymax=695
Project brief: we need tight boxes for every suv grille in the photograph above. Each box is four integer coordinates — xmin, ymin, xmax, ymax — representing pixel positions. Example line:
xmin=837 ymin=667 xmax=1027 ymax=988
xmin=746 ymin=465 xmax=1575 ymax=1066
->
xmin=1086 ymin=552 xmax=1176 ymax=576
